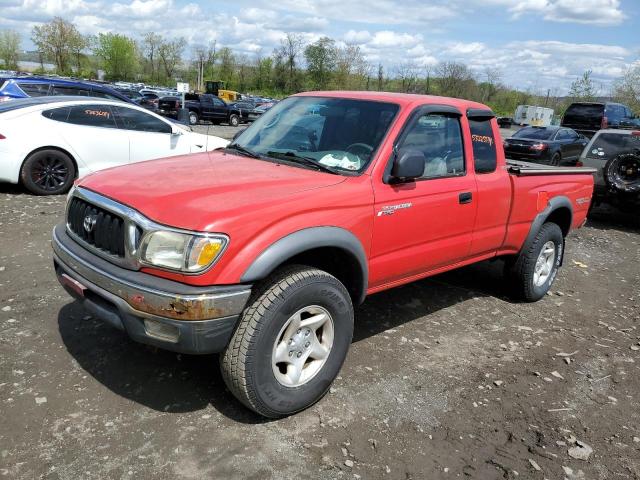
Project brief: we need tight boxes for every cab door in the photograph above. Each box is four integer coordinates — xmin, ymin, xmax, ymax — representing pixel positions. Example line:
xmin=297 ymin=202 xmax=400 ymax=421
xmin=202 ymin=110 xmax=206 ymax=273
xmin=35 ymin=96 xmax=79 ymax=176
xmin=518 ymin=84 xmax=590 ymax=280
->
xmin=369 ymin=107 xmax=478 ymax=289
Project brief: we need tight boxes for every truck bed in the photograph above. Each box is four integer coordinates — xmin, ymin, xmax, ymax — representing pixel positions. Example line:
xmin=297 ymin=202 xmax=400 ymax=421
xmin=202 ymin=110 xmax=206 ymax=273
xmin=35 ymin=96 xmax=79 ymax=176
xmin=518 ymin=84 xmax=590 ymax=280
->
xmin=507 ymin=159 xmax=597 ymax=176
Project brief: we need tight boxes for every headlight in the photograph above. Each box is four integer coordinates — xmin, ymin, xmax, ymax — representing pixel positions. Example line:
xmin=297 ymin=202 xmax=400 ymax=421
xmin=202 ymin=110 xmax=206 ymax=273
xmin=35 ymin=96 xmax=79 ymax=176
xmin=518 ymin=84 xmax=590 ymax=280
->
xmin=140 ymin=230 xmax=227 ymax=273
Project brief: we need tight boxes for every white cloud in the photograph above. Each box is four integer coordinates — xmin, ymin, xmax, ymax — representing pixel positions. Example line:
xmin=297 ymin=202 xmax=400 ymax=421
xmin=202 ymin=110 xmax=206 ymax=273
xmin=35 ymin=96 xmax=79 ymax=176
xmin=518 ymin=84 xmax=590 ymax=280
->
xmin=488 ymin=0 xmax=626 ymax=26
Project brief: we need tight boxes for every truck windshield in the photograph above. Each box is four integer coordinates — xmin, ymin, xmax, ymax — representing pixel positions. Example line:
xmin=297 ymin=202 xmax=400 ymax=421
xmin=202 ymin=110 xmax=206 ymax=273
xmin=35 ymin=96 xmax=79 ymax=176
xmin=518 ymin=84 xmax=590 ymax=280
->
xmin=233 ymin=96 xmax=399 ymax=174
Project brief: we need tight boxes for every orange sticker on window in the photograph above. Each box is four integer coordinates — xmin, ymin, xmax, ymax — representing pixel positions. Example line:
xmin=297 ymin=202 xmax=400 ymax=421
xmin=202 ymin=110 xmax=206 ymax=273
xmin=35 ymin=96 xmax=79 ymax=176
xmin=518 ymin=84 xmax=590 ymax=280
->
xmin=472 ymin=134 xmax=493 ymax=146
xmin=85 ymin=109 xmax=110 ymax=118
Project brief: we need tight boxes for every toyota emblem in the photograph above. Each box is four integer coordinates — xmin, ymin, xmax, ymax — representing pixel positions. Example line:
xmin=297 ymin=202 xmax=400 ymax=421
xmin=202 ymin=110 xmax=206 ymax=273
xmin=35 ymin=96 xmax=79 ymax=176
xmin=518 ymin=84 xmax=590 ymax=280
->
xmin=83 ymin=214 xmax=97 ymax=233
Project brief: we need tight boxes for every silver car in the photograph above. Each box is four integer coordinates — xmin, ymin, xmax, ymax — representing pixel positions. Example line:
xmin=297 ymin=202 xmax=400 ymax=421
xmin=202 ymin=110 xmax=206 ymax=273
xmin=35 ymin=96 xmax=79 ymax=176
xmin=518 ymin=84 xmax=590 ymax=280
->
xmin=579 ymin=129 xmax=640 ymax=210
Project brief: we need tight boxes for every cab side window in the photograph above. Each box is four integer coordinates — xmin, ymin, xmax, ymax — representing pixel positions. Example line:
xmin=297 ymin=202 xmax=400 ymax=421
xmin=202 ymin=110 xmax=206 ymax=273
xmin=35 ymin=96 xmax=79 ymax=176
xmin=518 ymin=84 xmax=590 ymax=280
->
xmin=469 ymin=119 xmax=497 ymax=174
xmin=66 ymin=105 xmax=117 ymax=128
xmin=396 ymin=113 xmax=465 ymax=179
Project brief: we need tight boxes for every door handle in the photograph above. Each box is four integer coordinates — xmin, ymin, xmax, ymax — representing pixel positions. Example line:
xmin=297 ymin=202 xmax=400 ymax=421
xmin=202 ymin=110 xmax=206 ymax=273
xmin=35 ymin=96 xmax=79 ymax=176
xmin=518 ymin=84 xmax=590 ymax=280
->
xmin=459 ymin=192 xmax=472 ymax=204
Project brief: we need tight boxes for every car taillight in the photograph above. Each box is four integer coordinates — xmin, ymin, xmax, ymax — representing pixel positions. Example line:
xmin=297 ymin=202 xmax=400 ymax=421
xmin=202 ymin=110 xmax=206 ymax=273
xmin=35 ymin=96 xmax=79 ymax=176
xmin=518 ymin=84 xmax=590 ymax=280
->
xmin=601 ymin=116 xmax=608 ymax=129
xmin=632 ymin=131 xmax=640 ymax=137
xmin=175 ymin=100 xmax=180 ymax=108
xmin=530 ymin=143 xmax=548 ymax=151
xmin=575 ymin=161 xmax=583 ymax=167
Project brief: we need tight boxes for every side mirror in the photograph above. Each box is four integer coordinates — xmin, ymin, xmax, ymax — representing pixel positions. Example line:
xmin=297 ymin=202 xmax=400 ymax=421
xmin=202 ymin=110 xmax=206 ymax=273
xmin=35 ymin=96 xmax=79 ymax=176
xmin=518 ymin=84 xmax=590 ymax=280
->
xmin=391 ymin=149 xmax=425 ymax=181
xmin=170 ymin=125 xmax=182 ymax=136
xmin=232 ymin=128 xmax=246 ymax=141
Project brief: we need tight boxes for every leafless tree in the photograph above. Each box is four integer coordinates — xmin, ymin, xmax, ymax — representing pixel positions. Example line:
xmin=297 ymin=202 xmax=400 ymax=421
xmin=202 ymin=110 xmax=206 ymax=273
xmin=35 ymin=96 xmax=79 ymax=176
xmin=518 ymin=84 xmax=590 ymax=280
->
xmin=436 ymin=61 xmax=475 ymax=98
xmin=277 ymin=33 xmax=305 ymax=92
xmin=158 ymin=37 xmax=186 ymax=79
xmin=142 ymin=32 xmax=163 ymax=82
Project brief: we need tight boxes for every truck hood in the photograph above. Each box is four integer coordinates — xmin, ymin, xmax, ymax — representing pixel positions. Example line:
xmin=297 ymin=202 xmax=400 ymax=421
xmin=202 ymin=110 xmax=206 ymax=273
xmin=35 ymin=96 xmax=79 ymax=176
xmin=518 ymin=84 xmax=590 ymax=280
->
xmin=78 ymin=150 xmax=347 ymax=231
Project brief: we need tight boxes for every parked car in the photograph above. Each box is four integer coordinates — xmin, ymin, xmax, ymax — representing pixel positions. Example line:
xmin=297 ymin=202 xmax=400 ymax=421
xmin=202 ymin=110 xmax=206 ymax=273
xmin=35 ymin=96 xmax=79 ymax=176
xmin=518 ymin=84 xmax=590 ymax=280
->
xmin=0 ymin=97 xmax=228 ymax=195
xmin=0 ymin=77 xmax=135 ymax=103
xmin=51 ymin=91 xmax=595 ymax=418
xmin=503 ymin=126 xmax=588 ymax=165
xmin=561 ymin=102 xmax=637 ymax=138
xmin=497 ymin=116 xmax=512 ymax=128
xmin=579 ymin=129 xmax=640 ymax=211
xmin=158 ymin=93 xmax=248 ymax=126
xmin=114 ymin=88 xmax=158 ymax=111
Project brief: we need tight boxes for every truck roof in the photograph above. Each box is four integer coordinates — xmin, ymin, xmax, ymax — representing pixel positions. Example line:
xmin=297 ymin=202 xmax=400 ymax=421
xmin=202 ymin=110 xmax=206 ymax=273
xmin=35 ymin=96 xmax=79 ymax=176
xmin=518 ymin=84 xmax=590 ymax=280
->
xmin=294 ymin=91 xmax=491 ymax=111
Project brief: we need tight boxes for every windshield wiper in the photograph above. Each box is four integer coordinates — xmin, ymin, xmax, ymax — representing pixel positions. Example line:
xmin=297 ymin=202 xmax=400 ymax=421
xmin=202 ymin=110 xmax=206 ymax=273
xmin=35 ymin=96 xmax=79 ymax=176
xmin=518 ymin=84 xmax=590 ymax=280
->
xmin=266 ymin=151 xmax=339 ymax=175
xmin=225 ymin=143 xmax=262 ymax=159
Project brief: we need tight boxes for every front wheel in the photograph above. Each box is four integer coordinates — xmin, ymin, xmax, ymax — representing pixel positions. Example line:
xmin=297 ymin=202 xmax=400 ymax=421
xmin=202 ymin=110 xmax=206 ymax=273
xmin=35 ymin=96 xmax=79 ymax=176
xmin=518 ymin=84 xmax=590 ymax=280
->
xmin=188 ymin=111 xmax=199 ymax=125
xmin=506 ymin=222 xmax=564 ymax=302
xmin=229 ymin=114 xmax=240 ymax=127
xmin=221 ymin=266 xmax=354 ymax=418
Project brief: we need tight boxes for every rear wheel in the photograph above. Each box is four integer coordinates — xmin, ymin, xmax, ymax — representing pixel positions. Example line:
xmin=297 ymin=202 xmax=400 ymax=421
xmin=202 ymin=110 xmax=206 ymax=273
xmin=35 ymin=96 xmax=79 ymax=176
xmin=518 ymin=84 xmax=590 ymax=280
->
xmin=229 ymin=114 xmax=240 ymax=127
xmin=550 ymin=153 xmax=561 ymax=166
xmin=188 ymin=111 xmax=199 ymax=125
xmin=221 ymin=266 xmax=354 ymax=418
xmin=605 ymin=152 xmax=640 ymax=194
xmin=20 ymin=149 xmax=75 ymax=195
xmin=506 ymin=222 xmax=564 ymax=302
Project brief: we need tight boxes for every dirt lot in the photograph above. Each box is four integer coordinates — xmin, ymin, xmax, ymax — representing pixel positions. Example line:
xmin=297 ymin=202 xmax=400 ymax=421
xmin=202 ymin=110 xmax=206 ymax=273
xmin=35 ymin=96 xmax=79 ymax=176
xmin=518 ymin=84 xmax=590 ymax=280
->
xmin=1 ymin=128 xmax=639 ymax=479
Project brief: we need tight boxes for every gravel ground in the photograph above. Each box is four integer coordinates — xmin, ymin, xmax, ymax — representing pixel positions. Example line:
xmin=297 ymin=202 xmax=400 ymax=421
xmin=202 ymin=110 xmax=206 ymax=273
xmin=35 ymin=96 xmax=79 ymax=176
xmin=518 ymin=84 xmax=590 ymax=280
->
xmin=1 ymin=129 xmax=639 ymax=479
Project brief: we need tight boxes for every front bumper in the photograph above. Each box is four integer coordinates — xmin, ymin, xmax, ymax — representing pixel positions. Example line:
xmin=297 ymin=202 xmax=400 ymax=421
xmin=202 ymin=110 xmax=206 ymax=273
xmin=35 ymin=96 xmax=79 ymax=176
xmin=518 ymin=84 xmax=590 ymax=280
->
xmin=52 ymin=224 xmax=251 ymax=354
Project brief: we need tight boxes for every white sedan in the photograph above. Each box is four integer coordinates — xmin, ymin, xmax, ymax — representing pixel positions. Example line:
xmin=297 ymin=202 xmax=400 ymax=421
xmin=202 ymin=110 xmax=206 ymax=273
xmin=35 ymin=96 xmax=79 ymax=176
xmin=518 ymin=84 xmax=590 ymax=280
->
xmin=0 ymin=97 xmax=228 ymax=195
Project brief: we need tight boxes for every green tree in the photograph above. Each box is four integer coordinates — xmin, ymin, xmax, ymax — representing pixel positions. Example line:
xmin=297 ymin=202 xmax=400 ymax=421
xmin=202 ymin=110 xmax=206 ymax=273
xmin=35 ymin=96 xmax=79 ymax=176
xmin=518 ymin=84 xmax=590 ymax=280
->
xmin=0 ymin=30 xmax=21 ymax=70
xmin=613 ymin=65 xmax=640 ymax=113
xmin=31 ymin=17 xmax=83 ymax=73
xmin=304 ymin=37 xmax=336 ymax=90
xmin=94 ymin=33 xmax=138 ymax=80
xmin=568 ymin=70 xmax=597 ymax=101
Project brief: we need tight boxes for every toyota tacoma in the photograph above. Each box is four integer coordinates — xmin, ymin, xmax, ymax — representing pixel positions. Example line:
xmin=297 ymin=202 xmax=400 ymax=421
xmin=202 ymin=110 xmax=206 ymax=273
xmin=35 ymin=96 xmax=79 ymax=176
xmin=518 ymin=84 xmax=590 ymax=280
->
xmin=52 ymin=92 xmax=595 ymax=417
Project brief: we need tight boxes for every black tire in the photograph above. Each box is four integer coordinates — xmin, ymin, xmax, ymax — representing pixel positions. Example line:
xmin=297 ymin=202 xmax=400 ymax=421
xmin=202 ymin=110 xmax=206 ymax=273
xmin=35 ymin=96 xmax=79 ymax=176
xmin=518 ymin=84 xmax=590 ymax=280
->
xmin=604 ymin=152 xmax=640 ymax=194
xmin=550 ymin=153 xmax=561 ymax=166
xmin=506 ymin=222 xmax=564 ymax=302
xmin=188 ymin=111 xmax=199 ymax=125
xmin=229 ymin=114 xmax=240 ymax=127
xmin=221 ymin=265 xmax=354 ymax=418
xmin=20 ymin=149 xmax=75 ymax=195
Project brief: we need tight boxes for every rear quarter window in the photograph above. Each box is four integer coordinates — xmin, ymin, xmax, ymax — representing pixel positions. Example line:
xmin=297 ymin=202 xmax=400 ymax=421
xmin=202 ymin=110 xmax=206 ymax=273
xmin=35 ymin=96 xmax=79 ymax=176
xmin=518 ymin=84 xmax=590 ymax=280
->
xmin=469 ymin=119 xmax=497 ymax=174
xmin=66 ymin=105 xmax=118 ymax=128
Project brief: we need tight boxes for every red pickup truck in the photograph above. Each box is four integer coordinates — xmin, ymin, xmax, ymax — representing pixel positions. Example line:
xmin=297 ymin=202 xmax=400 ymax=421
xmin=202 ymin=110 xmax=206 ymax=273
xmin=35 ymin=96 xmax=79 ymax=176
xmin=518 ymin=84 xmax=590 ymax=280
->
xmin=52 ymin=92 xmax=595 ymax=417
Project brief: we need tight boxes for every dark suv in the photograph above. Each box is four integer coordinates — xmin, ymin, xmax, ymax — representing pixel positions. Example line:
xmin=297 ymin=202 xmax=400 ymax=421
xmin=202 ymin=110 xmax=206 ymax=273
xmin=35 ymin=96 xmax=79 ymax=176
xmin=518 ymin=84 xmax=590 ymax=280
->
xmin=561 ymin=102 xmax=636 ymax=138
xmin=0 ymin=77 xmax=134 ymax=104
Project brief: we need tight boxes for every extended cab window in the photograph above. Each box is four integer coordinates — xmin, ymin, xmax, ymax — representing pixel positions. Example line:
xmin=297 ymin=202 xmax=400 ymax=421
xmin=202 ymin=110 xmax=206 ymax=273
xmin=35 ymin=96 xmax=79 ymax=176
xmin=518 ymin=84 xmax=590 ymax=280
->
xmin=66 ymin=105 xmax=117 ymax=128
xmin=469 ymin=119 xmax=497 ymax=174
xmin=397 ymin=113 xmax=465 ymax=178
xmin=112 ymin=106 xmax=171 ymax=133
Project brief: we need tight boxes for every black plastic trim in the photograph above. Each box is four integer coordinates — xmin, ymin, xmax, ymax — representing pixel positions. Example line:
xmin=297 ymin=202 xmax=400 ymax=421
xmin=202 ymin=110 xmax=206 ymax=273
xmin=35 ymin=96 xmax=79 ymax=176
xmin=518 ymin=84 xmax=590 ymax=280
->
xmin=240 ymin=226 xmax=368 ymax=304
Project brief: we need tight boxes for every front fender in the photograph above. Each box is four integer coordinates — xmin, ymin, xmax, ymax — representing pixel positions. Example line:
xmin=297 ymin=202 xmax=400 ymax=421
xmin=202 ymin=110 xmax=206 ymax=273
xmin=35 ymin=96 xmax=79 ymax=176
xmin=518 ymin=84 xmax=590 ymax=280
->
xmin=240 ymin=226 xmax=368 ymax=304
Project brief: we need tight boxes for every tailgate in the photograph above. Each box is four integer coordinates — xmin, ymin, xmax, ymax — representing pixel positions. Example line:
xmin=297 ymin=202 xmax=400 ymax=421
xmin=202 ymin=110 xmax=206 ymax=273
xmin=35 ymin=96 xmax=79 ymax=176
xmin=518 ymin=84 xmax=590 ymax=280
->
xmin=507 ymin=159 xmax=596 ymax=176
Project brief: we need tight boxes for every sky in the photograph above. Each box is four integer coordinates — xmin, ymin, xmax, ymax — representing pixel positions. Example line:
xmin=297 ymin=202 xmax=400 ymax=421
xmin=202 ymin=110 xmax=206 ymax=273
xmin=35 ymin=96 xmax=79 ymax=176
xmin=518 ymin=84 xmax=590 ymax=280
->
xmin=0 ymin=0 xmax=638 ymax=94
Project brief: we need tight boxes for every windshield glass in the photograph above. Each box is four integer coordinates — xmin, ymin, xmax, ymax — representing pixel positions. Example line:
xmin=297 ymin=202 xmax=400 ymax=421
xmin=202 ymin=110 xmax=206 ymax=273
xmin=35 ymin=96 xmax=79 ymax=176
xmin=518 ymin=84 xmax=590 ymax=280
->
xmin=233 ymin=96 xmax=399 ymax=173
xmin=586 ymin=132 xmax=640 ymax=160
xmin=512 ymin=127 xmax=554 ymax=140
